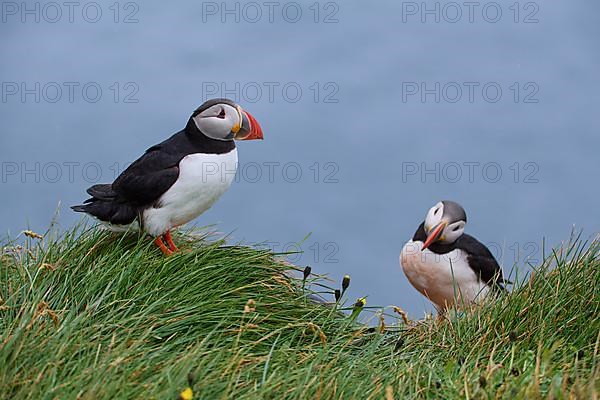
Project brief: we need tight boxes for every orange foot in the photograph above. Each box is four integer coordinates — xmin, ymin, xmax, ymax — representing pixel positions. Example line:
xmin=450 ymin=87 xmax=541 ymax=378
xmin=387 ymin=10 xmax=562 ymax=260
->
xmin=153 ymin=230 xmax=179 ymax=256
xmin=164 ymin=230 xmax=179 ymax=252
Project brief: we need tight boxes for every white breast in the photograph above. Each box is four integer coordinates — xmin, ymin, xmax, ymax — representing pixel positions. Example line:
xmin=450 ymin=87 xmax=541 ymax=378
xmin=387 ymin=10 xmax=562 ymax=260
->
xmin=143 ymin=149 xmax=238 ymax=236
xmin=400 ymin=240 xmax=489 ymax=310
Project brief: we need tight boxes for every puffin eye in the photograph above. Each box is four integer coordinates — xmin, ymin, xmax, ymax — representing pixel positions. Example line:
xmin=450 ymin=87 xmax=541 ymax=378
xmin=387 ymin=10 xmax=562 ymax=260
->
xmin=216 ymin=108 xmax=226 ymax=119
xmin=453 ymin=226 xmax=460 ymax=232
xmin=434 ymin=208 xmax=440 ymax=215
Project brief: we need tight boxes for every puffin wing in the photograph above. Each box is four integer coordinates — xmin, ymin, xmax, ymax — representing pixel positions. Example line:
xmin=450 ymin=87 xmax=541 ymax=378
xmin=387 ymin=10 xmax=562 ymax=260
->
xmin=457 ymin=235 xmax=507 ymax=289
xmin=112 ymin=144 xmax=181 ymax=206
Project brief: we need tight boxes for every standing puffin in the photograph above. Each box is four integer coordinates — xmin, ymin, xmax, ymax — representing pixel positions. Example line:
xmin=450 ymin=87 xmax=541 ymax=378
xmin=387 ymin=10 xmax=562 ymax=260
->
xmin=72 ymin=98 xmax=263 ymax=255
xmin=400 ymin=200 xmax=509 ymax=311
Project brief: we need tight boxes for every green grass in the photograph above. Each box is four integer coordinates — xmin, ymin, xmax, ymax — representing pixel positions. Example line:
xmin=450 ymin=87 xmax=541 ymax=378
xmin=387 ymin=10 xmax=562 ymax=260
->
xmin=1 ymin=226 xmax=598 ymax=399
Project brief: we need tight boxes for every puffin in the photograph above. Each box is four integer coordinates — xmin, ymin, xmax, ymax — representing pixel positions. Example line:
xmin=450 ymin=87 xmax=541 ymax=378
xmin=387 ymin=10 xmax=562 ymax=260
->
xmin=72 ymin=98 xmax=263 ymax=255
xmin=400 ymin=200 xmax=509 ymax=311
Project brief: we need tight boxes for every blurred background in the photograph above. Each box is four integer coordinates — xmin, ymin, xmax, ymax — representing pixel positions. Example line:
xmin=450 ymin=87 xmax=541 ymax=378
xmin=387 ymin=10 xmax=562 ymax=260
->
xmin=1 ymin=1 xmax=598 ymax=317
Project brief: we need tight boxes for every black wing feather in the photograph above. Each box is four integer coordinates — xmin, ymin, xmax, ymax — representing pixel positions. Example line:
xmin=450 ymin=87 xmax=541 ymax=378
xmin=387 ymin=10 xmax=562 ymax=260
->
xmin=112 ymin=146 xmax=181 ymax=206
xmin=455 ymin=234 xmax=507 ymax=290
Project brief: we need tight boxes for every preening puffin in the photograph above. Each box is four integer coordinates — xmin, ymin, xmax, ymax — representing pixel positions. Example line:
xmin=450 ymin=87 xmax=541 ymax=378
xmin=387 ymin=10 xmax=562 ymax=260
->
xmin=72 ymin=98 xmax=263 ymax=255
xmin=400 ymin=200 xmax=509 ymax=311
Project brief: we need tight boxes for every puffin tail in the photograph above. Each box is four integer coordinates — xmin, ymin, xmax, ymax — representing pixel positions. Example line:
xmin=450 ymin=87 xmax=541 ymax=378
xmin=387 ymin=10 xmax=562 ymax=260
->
xmin=71 ymin=204 xmax=89 ymax=213
xmin=71 ymin=184 xmax=138 ymax=226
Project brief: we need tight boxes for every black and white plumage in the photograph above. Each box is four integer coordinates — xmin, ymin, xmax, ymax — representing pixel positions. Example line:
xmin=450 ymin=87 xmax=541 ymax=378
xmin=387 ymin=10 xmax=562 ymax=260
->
xmin=72 ymin=98 xmax=263 ymax=255
xmin=400 ymin=200 xmax=508 ymax=311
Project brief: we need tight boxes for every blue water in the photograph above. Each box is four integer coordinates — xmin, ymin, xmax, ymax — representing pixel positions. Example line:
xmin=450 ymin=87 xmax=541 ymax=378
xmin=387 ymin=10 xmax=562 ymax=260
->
xmin=1 ymin=1 xmax=598 ymax=316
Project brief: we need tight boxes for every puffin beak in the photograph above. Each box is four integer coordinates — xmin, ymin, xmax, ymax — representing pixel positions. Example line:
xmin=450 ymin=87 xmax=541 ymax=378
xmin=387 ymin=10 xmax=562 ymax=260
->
xmin=422 ymin=222 xmax=447 ymax=250
xmin=234 ymin=109 xmax=264 ymax=140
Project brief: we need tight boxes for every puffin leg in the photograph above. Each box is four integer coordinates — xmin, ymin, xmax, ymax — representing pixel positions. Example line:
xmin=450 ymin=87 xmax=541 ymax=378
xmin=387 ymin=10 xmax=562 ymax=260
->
xmin=154 ymin=236 xmax=173 ymax=256
xmin=164 ymin=230 xmax=179 ymax=252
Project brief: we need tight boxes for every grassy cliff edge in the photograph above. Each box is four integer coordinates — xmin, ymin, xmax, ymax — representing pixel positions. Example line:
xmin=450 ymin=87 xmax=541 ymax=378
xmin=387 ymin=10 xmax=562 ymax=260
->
xmin=1 ymin=227 xmax=598 ymax=399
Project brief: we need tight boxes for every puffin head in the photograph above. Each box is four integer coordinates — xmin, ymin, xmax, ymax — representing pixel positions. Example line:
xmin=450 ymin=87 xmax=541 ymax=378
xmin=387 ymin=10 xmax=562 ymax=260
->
xmin=189 ymin=98 xmax=263 ymax=141
xmin=422 ymin=200 xmax=467 ymax=250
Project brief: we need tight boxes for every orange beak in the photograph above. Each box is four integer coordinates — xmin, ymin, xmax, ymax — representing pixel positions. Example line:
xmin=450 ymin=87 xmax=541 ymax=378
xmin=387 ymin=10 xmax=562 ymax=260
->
xmin=422 ymin=222 xmax=446 ymax=250
xmin=235 ymin=110 xmax=264 ymax=140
